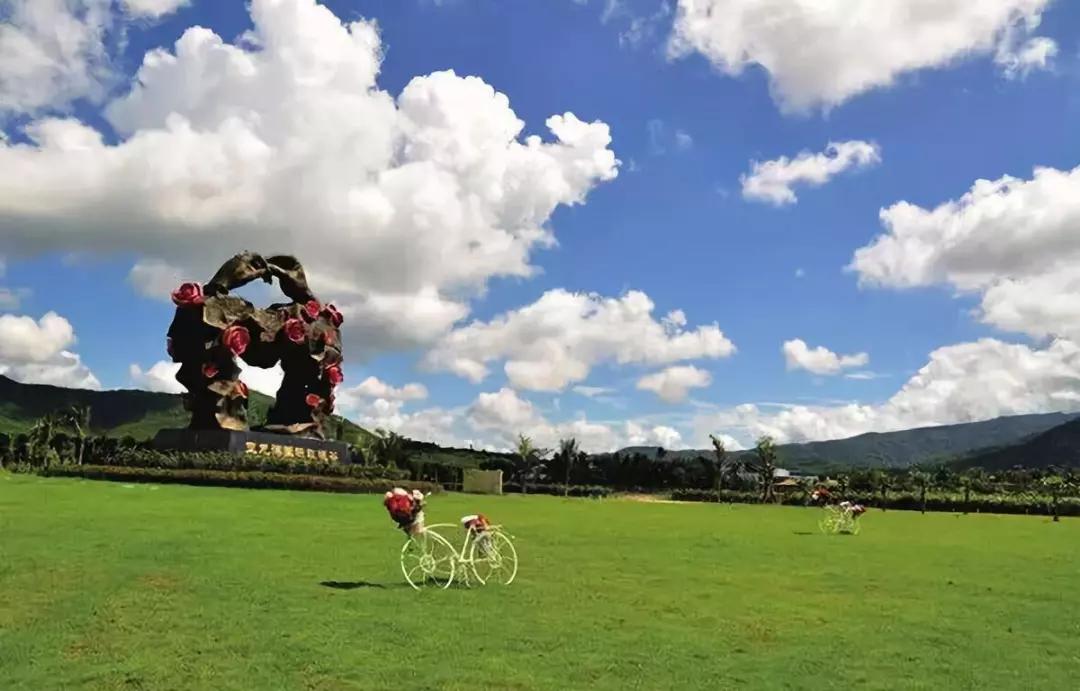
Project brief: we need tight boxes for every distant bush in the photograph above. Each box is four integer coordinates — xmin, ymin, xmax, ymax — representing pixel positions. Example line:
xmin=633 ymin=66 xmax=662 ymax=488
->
xmin=502 ymin=482 xmax=612 ymax=498
xmin=669 ymin=488 xmax=1080 ymax=517
xmin=39 ymin=464 xmax=439 ymax=495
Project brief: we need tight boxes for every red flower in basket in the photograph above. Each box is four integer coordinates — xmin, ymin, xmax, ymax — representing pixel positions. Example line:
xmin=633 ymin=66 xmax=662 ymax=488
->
xmin=231 ymin=380 xmax=249 ymax=399
xmin=324 ymin=364 xmax=343 ymax=387
xmin=323 ymin=303 xmax=344 ymax=327
xmin=384 ymin=490 xmax=415 ymax=524
xmin=222 ymin=325 xmax=250 ymax=356
xmin=305 ymin=393 xmax=323 ymax=409
xmin=283 ymin=318 xmax=306 ymax=344
xmin=171 ymin=282 xmax=204 ymax=307
xmin=303 ymin=300 xmax=321 ymax=321
xmin=202 ymin=362 xmax=219 ymax=379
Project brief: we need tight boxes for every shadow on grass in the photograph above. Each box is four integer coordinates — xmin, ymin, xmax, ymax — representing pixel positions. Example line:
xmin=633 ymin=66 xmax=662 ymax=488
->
xmin=792 ymin=531 xmax=815 ymax=536
xmin=319 ymin=580 xmax=388 ymax=590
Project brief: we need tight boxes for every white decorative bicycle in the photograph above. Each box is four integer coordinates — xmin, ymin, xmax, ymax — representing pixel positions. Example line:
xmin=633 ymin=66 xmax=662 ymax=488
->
xmin=399 ymin=519 xmax=519 ymax=590
xmin=818 ymin=503 xmax=864 ymax=535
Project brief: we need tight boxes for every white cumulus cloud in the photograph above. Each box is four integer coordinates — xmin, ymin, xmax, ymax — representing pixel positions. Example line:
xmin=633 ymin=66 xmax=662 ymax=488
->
xmin=0 ymin=0 xmax=112 ymax=115
xmin=0 ymin=0 xmax=619 ymax=362
xmin=0 ymin=310 xmax=98 ymax=388
xmin=423 ymin=288 xmax=735 ymax=391
xmin=121 ymin=0 xmax=189 ymax=19
xmin=464 ymin=386 xmax=684 ymax=452
xmin=850 ymin=164 xmax=1080 ymax=342
xmin=696 ymin=338 xmax=1080 ymax=445
xmin=783 ymin=339 xmax=869 ymax=376
xmin=637 ymin=364 xmax=712 ymax=403
xmin=668 ymin=0 xmax=1056 ymax=112
xmin=130 ymin=358 xmax=283 ymax=396
xmin=128 ymin=360 xmax=182 ymax=393
xmin=741 ymin=140 xmax=881 ymax=206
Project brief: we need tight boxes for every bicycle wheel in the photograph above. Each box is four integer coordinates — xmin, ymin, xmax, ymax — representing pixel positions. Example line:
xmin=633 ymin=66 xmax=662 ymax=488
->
xmin=818 ymin=508 xmax=838 ymax=534
xmin=847 ymin=517 xmax=862 ymax=536
xmin=469 ymin=530 xmax=518 ymax=585
xmin=400 ymin=529 xmax=456 ymax=590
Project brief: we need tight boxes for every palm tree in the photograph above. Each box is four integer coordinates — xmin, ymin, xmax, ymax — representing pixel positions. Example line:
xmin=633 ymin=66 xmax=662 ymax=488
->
xmin=367 ymin=428 xmax=406 ymax=469
xmin=65 ymin=405 xmax=91 ymax=465
xmin=556 ymin=437 xmax=580 ymax=496
xmin=836 ymin=473 xmax=851 ymax=497
xmin=1041 ymin=469 xmax=1067 ymax=523
xmin=958 ymin=467 xmax=985 ymax=513
xmin=28 ymin=414 xmax=57 ymax=466
xmin=869 ymin=469 xmax=890 ymax=509
xmin=708 ymin=434 xmax=727 ymax=492
xmin=754 ymin=435 xmax=778 ymax=503
xmin=514 ymin=434 xmax=548 ymax=495
xmin=909 ymin=467 xmax=931 ymax=514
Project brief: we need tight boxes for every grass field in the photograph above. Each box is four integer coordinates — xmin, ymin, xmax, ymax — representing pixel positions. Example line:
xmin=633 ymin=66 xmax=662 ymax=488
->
xmin=2 ymin=473 xmax=1079 ymax=690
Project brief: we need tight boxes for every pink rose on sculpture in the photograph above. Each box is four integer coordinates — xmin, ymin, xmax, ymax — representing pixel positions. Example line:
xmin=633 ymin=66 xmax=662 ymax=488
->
xmin=305 ymin=393 xmax=323 ymax=409
xmin=303 ymin=300 xmax=321 ymax=321
xmin=324 ymin=364 xmax=343 ymax=387
xmin=171 ymin=282 xmax=204 ymax=307
xmin=202 ymin=363 xmax=219 ymax=379
xmin=222 ymin=325 xmax=250 ymax=356
xmin=283 ymin=318 xmax=306 ymax=344
xmin=323 ymin=303 xmax=344 ymax=327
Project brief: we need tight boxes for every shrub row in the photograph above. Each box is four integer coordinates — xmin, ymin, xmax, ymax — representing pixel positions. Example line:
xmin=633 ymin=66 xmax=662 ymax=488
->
xmin=502 ymin=483 xmax=612 ymax=498
xmin=669 ymin=488 xmax=1080 ymax=517
xmin=97 ymin=448 xmax=409 ymax=480
xmin=39 ymin=464 xmax=439 ymax=495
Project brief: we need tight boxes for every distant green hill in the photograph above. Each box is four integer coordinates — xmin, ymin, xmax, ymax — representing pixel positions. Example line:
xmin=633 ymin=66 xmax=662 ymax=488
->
xmin=619 ymin=412 xmax=1079 ymax=472
xmin=0 ymin=375 xmax=373 ymax=446
xmin=955 ymin=417 xmax=1080 ymax=470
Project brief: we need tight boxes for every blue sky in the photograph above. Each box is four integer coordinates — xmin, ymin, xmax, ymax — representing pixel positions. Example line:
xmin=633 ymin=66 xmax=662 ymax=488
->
xmin=3 ymin=0 xmax=1080 ymax=452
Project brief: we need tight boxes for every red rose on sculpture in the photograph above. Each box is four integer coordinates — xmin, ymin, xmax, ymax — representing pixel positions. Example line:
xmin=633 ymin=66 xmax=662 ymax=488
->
xmin=283 ymin=318 xmax=306 ymax=344
xmin=324 ymin=364 xmax=343 ymax=387
xmin=323 ymin=303 xmax=344 ymax=327
xmin=303 ymin=300 xmax=321 ymax=321
xmin=222 ymin=325 xmax=250 ymax=356
xmin=232 ymin=381 xmax=249 ymax=399
xmin=305 ymin=393 xmax=323 ymax=409
xmin=171 ymin=282 xmax=204 ymax=307
xmin=202 ymin=363 xmax=219 ymax=379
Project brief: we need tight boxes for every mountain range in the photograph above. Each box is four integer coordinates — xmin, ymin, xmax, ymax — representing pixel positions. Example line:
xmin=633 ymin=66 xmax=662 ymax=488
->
xmin=618 ymin=412 xmax=1079 ymax=471
xmin=955 ymin=416 xmax=1080 ymax=470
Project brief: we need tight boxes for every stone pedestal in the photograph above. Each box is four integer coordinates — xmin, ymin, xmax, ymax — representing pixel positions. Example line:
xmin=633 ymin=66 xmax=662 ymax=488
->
xmin=153 ymin=428 xmax=351 ymax=464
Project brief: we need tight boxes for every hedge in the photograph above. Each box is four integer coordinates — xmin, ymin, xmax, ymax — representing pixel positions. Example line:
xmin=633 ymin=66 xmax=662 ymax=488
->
xmin=39 ymin=464 xmax=440 ymax=495
xmin=668 ymin=488 xmax=1080 ymax=517
xmin=96 ymin=448 xmax=409 ymax=481
xmin=502 ymin=482 xmax=612 ymax=498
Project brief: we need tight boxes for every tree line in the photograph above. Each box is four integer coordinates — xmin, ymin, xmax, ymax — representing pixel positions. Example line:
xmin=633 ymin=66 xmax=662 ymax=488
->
xmin=3 ymin=412 xmax=1077 ymax=517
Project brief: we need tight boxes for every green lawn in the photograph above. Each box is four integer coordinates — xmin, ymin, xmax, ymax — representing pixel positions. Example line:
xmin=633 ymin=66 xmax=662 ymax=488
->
xmin=2 ymin=474 xmax=1078 ymax=690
